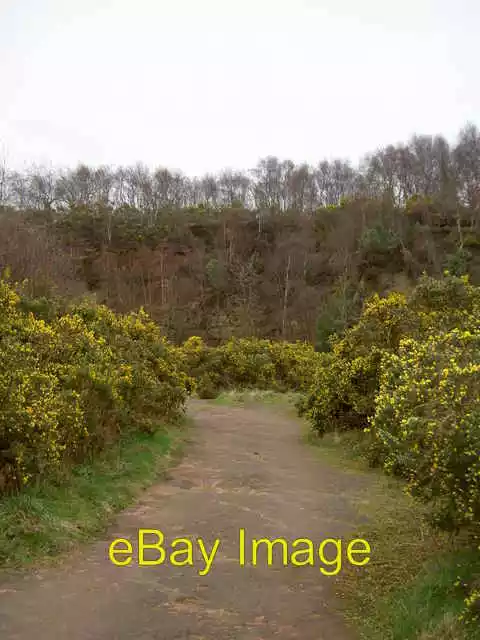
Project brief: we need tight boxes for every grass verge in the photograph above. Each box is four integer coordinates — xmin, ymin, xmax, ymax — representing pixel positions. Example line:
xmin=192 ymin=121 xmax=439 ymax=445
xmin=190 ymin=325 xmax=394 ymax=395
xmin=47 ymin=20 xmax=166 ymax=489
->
xmin=307 ymin=430 xmax=480 ymax=640
xmin=0 ymin=419 xmax=189 ymax=570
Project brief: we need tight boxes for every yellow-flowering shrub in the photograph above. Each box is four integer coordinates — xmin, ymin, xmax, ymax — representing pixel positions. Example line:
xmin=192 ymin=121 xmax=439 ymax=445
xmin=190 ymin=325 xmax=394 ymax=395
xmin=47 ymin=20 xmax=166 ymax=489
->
xmin=296 ymin=350 xmax=382 ymax=433
xmin=217 ymin=338 xmax=278 ymax=389
xmin=172 ymin=336 xmax=221 ymax=397
xmin=0 ymin=346 xmax=84 ymax=488
xmin=301 ymin=274 xmax=480 ymax=437
xmin=175 ymin=336 xmax=322 ymax=396
xmin=0 ymin=281 xmax=189 ymax=492
xmin=367 ymin=329 xmax=480 ymax=532
xmin=267 ymin=340 xmax=324 ymax=391
xmin=300 ymin=292 xmax=418 ymax=434
xmin=67 ymin=301 xmax=191 ymax=430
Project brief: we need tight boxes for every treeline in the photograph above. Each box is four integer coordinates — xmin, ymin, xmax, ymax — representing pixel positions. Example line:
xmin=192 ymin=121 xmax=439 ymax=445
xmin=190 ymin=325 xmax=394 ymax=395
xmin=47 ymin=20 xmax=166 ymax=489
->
xmin=1 ymin=124 xmax=479 ymax=212
xmin=0 ymin=124 xmax=479 ymax=345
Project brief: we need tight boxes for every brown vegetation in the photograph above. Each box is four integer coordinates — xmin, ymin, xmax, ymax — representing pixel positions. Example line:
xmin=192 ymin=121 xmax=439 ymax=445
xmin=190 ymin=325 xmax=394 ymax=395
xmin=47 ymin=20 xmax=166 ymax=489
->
xmin=1 ymin=124 xmax=479 ymax=344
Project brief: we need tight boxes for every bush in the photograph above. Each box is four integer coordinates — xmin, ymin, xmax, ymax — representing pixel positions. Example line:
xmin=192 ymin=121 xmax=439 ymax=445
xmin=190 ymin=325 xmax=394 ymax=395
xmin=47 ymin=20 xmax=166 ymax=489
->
xmin=177 ymin=336 xmax=322 ymax=395
xmin=173 ymin=336 xmax=222 ymax=394
xmin=408 ymin=272 xmax=480 ymax=325
xmin=302 ymin=292 xmax=418 ymax=435
xmin=359 ymin=224 xmax=401 ymax=254
xmin=444 ymin=247 xmax=472 ymax=277
xmin=0 ymin=281 xmax=190 ymax=492
xmin=196 ymin=373 xmax=221 ymax=399
xmin=315 ymin=278 xmax=362 ymax=352
xmin=301 ymin=274 xmax=480 ymax=438
xmin=367 ymin=329 xmax=480 ymax=532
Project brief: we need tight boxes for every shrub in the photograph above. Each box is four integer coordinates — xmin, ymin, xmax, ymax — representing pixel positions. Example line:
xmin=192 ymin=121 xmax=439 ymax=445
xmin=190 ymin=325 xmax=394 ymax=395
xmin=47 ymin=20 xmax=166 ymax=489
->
xmin=408 ymin=272 xmax=480 ymax=327
xmin=315 ymin=278 xmax=362 ymax=352
xmin=444 ymin=247 xmax=472 ymax=276
xmin=302 ymin=292 xmax=418 ymax=435
xmin=0 ymin=280 xmax=190 ymax=492
xmin=177 ymin=336 xmax=322 ymax=395
xmin=196 ymin=373 xmax=220 ymax=399
xmin=359 ymin=224 xmax=401 ymax=254
xmin=173 ymin=335 xmax=222 ymax=393
xmin=267 ymin=340 xmax=323 ymax=391
xmin=367 ymin=329 xmax=480 ymax=532
xmin=301 ymin=274 xmax=480 ymax=438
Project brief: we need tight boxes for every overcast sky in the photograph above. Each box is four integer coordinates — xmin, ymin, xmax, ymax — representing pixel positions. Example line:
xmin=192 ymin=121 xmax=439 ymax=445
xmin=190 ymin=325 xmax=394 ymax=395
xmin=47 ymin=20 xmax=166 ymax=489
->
xmin=0 ymin=0 xmax=478 ymax=175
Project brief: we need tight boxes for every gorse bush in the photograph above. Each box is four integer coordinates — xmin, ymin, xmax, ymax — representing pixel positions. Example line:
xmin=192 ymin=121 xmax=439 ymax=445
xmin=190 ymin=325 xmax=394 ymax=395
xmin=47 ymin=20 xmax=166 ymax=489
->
xmin=300 ymin=272 xmax=480 ymax=535
xmin=171 ymin=336 xmax=223 ymax=398
xmin=368 ymin=329 xmax=480 ymax=532
xmin=299 ymin=291 xmax=418 ymax=432
xmin=295 ymin=350 xmax=380 ymax=433
xmin=175 ymin=336 xmax=323 ymax=396
xmin=67 ymin=301 xmax=192 ymax=430
xmin=216 ymin=337 xmax=322 ymax=392
xmin=301 ymin=274 xmax=480 ymax=436
xmin=0 ymin=279 xmax=189 ymax=492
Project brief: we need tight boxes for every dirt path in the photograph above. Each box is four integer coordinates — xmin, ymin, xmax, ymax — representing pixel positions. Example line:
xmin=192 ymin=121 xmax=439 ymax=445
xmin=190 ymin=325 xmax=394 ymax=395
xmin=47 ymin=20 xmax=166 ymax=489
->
xmin=0 ymin=401 xmax=368 ymax=639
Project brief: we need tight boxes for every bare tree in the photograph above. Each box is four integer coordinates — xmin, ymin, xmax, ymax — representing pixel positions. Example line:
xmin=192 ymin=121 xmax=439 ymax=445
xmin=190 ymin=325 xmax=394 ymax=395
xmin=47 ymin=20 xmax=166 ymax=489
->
xmin=0 ymin=154 xmax=9 ymax=207
xmin=454 ymin=123 xmax=480 ymax=210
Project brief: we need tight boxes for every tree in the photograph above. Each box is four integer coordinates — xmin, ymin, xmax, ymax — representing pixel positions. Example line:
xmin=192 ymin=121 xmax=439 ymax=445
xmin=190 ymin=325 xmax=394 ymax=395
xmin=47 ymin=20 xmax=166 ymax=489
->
xmin=454 ymin=123 xmax=480 ymax=210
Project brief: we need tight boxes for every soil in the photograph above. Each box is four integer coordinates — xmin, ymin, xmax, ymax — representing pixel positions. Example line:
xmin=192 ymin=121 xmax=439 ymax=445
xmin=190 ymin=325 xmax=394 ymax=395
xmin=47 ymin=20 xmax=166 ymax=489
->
xmin=0 ymin=400 xmax=369 ymax=639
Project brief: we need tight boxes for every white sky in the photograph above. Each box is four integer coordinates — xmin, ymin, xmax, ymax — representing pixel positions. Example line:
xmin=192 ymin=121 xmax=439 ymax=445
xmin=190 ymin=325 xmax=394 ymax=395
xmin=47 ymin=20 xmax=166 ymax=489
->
xmin=0 ymin=0 xmax=478 ymax=175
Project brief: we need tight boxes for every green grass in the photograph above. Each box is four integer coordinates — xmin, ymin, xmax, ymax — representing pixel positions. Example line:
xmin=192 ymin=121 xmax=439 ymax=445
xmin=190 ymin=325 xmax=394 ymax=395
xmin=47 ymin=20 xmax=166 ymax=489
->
xmin=0 ymin=420 xmax=189 ymax=569
xmin=212 ymin=388 xmax=301 ymax=409
xmin=217 ymin=391 xmax=480 ymax=640
xmin=378 ymin=549 xmax=479 ymax=640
